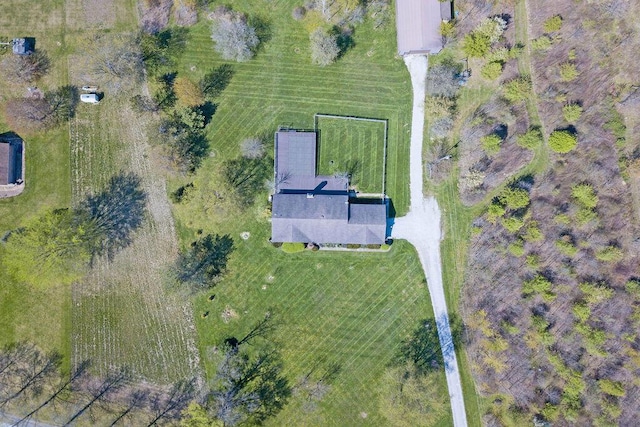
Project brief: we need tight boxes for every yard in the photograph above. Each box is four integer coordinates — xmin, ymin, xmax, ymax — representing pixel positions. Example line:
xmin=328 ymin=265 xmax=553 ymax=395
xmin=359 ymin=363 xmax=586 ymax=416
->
xmin=315 ymin=114 xmax=387 ymax=195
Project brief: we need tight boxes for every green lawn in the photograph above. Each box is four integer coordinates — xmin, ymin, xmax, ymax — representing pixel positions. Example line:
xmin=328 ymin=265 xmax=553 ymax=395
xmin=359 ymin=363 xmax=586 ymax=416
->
xmin=0 ymin=0 xmax=72 ymax=368
xmin=190 ymin=222 xmax=451 ymax=425
xmin=177 ymin=0 xmax=412 ymax=215
xmin=170 ymin=0 xmax=450 ymax=424
xmin=316 ymin=115 xmax=387 ymax=194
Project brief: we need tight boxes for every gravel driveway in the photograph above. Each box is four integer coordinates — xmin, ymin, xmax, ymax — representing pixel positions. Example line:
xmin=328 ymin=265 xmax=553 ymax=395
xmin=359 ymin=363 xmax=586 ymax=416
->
xmin=393 ymin=54 xmax=469 ymax=427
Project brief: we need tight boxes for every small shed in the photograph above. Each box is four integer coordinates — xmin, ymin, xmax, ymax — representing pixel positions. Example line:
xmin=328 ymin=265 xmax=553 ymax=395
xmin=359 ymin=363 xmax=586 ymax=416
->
xmin=0 ymin=139 xmax=21 ymax=186
xmin=12 ymin=37 xmax=35 ymax=55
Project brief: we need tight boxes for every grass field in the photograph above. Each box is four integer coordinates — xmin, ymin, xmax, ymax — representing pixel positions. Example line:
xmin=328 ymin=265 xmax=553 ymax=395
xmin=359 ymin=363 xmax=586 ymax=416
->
xmin=0 ymin=0 xmax=72 ymax=368
xmin=315 ymin=115 xmax=387 ymax=195
xmin=169 ymin=0 xmax=452 ymax=424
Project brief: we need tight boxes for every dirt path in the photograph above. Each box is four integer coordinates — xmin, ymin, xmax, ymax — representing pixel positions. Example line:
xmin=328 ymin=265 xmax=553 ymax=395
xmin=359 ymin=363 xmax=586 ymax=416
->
xmin=392 ymin=54 xmax=468 ymax=427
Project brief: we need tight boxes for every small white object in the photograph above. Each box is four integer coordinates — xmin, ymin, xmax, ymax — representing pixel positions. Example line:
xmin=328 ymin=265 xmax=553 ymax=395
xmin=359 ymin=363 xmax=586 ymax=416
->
xmin=80 ymin=93 xmax=100 ymax=104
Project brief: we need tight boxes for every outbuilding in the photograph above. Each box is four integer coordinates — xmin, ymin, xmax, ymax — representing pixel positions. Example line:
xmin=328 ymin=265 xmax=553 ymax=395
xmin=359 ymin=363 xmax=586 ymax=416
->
xmin=395 ymin=0 xmax=453 ymax=55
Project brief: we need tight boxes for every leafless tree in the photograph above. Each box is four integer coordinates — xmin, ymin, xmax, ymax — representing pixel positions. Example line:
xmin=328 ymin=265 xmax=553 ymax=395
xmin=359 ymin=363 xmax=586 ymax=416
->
xmin=0 ymin=50 xmax=50 ymax=84
xmin=4 ymin=98 xmax=55 ymax=133
xmin=310 ymin=29 xmax=339 ymax=66
xmin=85 ymin=34 xmax=144 ymax=93
xmin=240 ymin=138 xmax=265 ymax=159
xmin=210 ymin=7 xmax=259 ymax=62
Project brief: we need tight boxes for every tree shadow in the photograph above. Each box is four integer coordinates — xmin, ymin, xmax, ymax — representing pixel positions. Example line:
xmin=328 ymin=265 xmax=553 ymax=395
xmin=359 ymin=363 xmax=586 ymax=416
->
xmin=198 ymin=101 xmax=217 ymax=126
xmin=249 ymin=15 xmax=272 ymax=47
xmin=80 ymin=172 xmax=147 ymax=258
xmin=201 ymin=64 xmax=234 ymax=100
xmin=331 ymin=26 xmax=355 ymax=58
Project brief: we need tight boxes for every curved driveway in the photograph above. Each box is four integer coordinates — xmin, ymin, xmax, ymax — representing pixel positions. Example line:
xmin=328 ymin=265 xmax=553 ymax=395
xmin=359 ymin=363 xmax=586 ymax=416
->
xmin=392 ymin=54 xmax=468 ymax=427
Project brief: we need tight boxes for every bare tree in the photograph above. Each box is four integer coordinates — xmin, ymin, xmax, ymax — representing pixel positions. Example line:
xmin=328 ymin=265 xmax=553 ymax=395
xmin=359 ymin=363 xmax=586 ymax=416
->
xmin=210 ymin=7 xmax=259 ymax=62
xmin=4 ymin=98 xmax=55 ymax=133
xmin=85 ymin=34 xmax=144 ymax=93
xmin=0 ymin=50 xmax=50 ymax=84
xmin=240 ymin=138 xmax=265 ymax=159
xmin=310 ymin=29 xmax=339 ymax=66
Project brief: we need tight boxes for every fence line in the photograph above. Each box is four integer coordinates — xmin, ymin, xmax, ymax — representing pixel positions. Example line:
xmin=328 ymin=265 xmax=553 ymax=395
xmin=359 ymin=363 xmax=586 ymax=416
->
xmin=313 ymin=113 xmax=388 ymax=197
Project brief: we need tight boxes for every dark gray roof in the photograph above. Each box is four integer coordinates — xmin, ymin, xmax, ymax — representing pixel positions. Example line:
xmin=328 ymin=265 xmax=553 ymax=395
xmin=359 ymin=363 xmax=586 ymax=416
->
xmin=271 ymin=194 xmax=386 ymax=244
xmin=271 ymin=130 xmax=387 ymax=245
xmin=396 ymin=0 xmax=451 ymax=55
xmin=273 ymin=193 xmax=348 ymax=221
xmin=0 ymin=142 xmax=10 ymax=185
xmin=12 ymin=38 xmax=34 ymax=55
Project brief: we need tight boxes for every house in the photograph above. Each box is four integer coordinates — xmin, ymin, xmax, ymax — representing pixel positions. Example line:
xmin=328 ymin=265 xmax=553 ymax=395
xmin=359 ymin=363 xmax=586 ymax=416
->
xmin=0 ymin=137 xmax=23 ymax=187
xmin=395 ymin=0 xmax=453 ymax=55
xmin=12 ymin=38 xmax=35 ymax=55
xmin=271 ymin=130 xmax=387 ymax=245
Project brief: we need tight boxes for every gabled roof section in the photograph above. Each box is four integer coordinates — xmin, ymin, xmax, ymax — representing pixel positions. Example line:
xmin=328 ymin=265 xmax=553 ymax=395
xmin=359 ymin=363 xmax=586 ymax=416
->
xmin=396 ymin=0 xmax=451 ymax=55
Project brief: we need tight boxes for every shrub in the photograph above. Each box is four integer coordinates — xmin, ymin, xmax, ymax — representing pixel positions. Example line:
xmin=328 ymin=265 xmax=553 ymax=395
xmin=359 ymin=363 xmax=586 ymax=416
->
xmin=426 ymin=65 xmax=460 ymax=98
xmin=425 ymin=96 xmax=455 ymax=117
xmin=481 ymin=134 xmax=503 ymax=155
xmin=508 ymin=240 xmax=525 ymax=257
xmin=562 ymin=103 xmax=583 ymax=123
xmin=499 ymin=188 xmax=530 ymax=210
xmin=281 ymin=242 xmax=305 ymax=253
xmin=502 ymin=216 xmax=525 ymax=233
xmin=486 ymin=47 xmax=509 ymax=63
xmin=309 ymin=28 xmax=339 ymax=66
xmin=559 ymin=62 xmax=579 ymax=82
xmin=530 ymin=36 xmax=553 ymax=51
xmin=346 ymin=243 xmax=362 ymax=249
xmin=548 ymin=130 xmax=577 ymax=153
xmin=596 ymin=246 xmax=624 ymax=263
xmin=481 ymin=61 xmax=503 ymax=80
xmin=598 ymin=379 xmax=625 ymax=397
xmin=543 ymin=15 xmax=563 ymax=33
xmin=572 ymin=301 xmax=591 ymax=323
xmin=522 ymin=275 xmax=555 ymax=301
xmin=292 ymin=6 xmax=306 ymax=20
xmin=503 ymin=77 xmax=531 ymax=103
xmin=475 ymin=17 xmax=507 ymax=44
xmin=440 ymin=21 xmax=455 ymax=41
xmin=516 ymin=128 xmax=543 ymax=149
xmin=174 ymin=77 xmax=204 ymax=107
xmin=462 ymin=32 xmax=490 ymax=58
xmin=556 ymin=239 xmax=578 ymax=257
xmin=554 ymin=213 xmax=571 ymax=225
xmin=170 ymin=183 xmax=195 ymax=203
xmin=487 ymin=202 xmax=506 ymax=223
xmin=571 ymin=184 xmax=598 ymax=208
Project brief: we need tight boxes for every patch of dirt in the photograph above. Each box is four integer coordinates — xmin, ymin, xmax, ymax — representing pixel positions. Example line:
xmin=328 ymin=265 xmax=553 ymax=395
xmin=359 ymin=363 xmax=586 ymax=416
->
xmin=221 ymin=306 xmax=238 ymax=323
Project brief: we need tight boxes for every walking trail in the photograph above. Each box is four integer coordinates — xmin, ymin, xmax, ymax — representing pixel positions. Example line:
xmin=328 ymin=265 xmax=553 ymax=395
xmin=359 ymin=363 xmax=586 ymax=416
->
xmin=392 ymin=54 xmax=468 ymax=427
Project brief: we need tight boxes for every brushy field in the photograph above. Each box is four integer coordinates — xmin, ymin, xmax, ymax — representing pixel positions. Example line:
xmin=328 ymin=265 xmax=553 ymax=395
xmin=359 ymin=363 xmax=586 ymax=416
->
xmin=316 ymin=115 xmax=387 ymax=195
xmin=170 ymin=0 xmax=451 ymax=424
